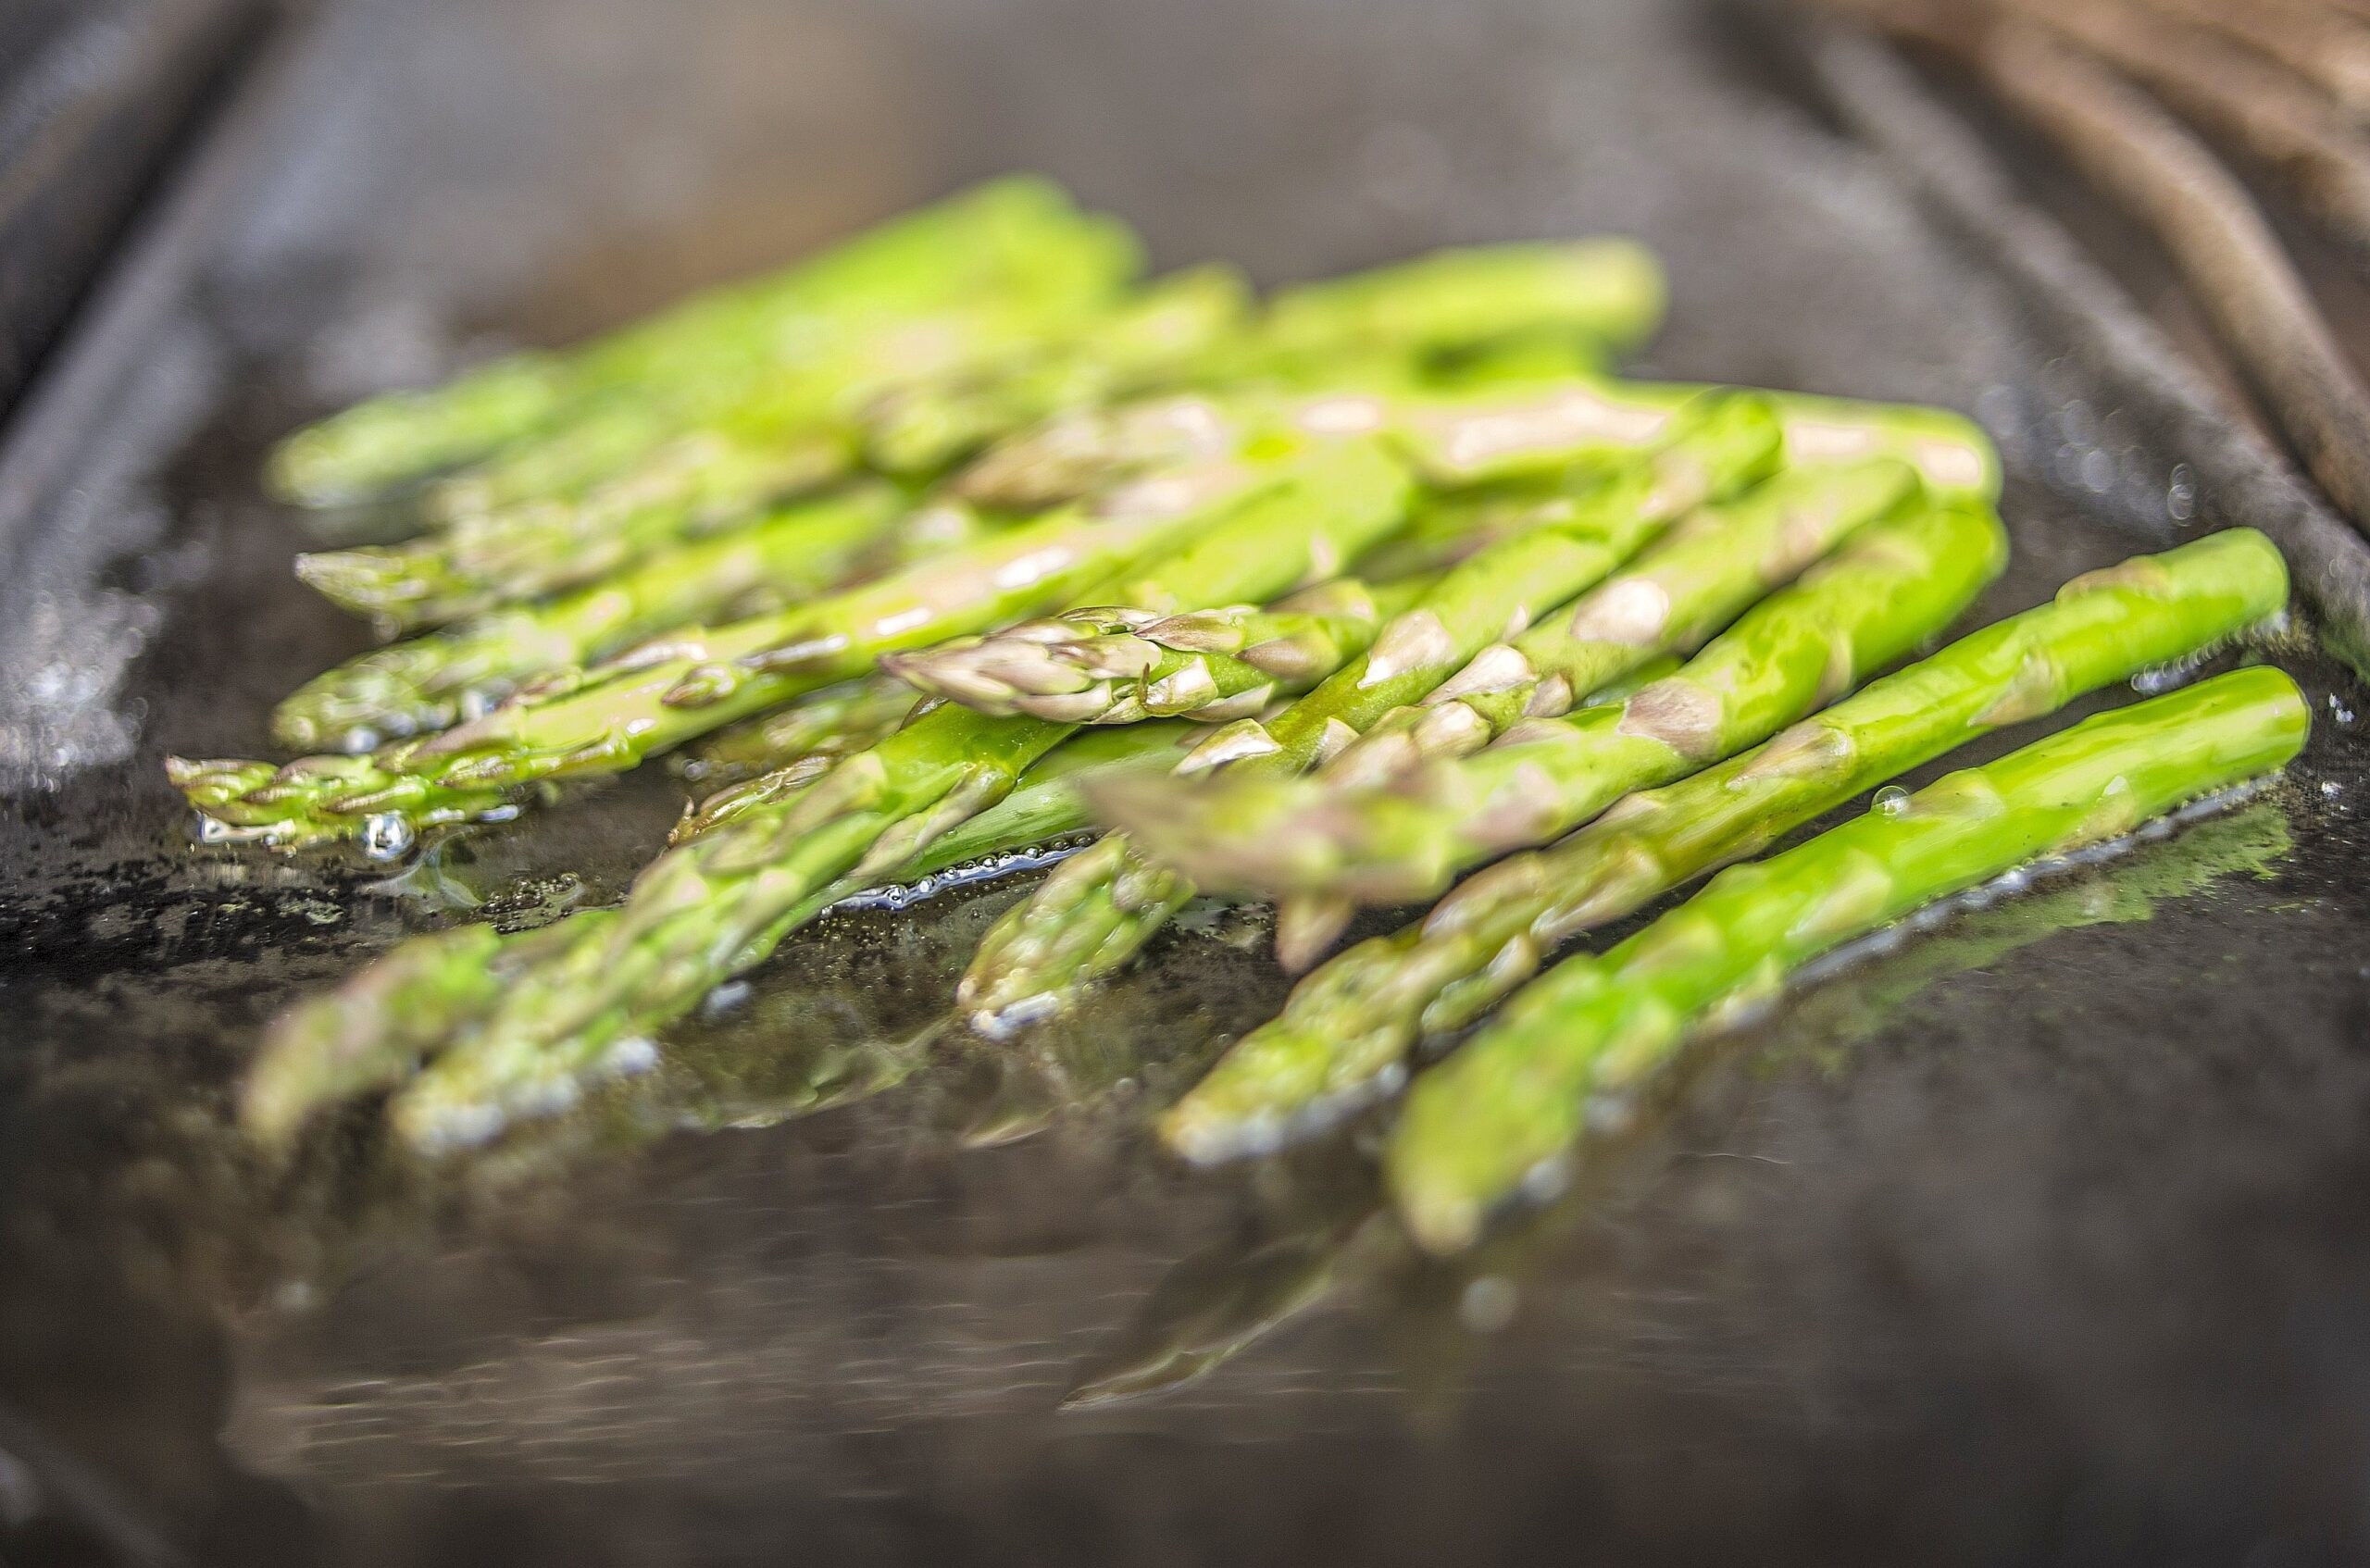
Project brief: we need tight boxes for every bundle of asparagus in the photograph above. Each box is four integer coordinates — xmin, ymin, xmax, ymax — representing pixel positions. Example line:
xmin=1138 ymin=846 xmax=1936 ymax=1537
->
xmin=1156 ymin=529 xmax=2289 ymax=1161
xmin=203 ymin=179 xmax=2310 ymax=1260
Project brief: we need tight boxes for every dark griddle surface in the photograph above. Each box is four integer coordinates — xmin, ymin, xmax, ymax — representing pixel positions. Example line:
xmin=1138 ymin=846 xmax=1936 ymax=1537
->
xmin=2 ymin=1 xmax=2368 ymax=1564
xmin=0 ymin=0 xmax=267 ymax=415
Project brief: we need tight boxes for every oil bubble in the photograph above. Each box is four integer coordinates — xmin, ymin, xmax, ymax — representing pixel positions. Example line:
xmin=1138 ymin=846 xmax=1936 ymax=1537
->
xmin=360 ymin=812 xmax=417 ymax=861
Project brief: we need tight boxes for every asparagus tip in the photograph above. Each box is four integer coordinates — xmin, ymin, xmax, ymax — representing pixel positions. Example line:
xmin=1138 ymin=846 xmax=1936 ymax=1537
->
xmin=293 ymin=548 xmax=411 ymax=616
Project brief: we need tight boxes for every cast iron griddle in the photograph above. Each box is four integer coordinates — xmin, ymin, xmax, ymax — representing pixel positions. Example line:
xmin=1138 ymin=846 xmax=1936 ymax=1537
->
xmin=3 ymin=0 xmax=2369 ymax=1563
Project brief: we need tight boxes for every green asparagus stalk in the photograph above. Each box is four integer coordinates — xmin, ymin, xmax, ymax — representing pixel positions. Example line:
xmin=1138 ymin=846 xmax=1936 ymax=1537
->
xmin=1344 ymin=464 xmax=1646 ymax=579
xmin=1394 ymin=379 xmax=2001 ymax=499
xmin=409 ymin=389 xmax=820 ymax=528
xmin=272 ymin=486 xmax=908 ymax=751
xmin=876 ymin=643 xmax=1670 ymax=901
xmin=295 ymin=437 xmax=852 ymax=630
xmin=295 ymin=290 xmax=1132 ymax=631
xmin=1273 ymin=466 xmax=1964 ymax=955
xmin=861 ymin=265 xmax=1255 ymax=477
xmin=670 ymin=694 xmax=929 ymax=843
xmin=948 ymin=378 xmax=1674 ymax=518
xmin=377 ymin=442 xmax=1417 ymax=1147
xmin=1163 ymin=529 xmax=2289 ymax=1160
xmin=1388 ymin=666 xmax=2311 ymax=1251
xmin=663 ymin=497 xmax=1031 ymax=790
xmin=1127 ymin=484 xmax=2005 ymax=909
xmin=170 ymin=452 xmax=1291 ymax=851
xmin=879 ymin=575 xmax=1439 ymax=724
xmin=298 ymin=491 xmax=995 ymax=761
xmin=954 ymin=393 xmax=1246 ymax=512
xmin=270 ymin=356 xmax=570 ymax=513
xmin=673 ymin=669 xmax=921 ymax=788
xmin=1248 ymin=238 xmax=1665 ymax=368
xmin=954 ymin=428 xmax=1894 ymax=1031
xmin=265 ymin=176 xmax=1141 ymax=507
xmin=863 ymin=720 xmax=1198 ymax=886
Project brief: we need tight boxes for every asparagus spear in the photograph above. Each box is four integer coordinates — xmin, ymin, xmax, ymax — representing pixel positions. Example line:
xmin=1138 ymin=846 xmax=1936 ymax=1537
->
xmin=954 ymin=393 xmax=1247 ymax=513
xmin=295 ymin=489 xmax=998 ymax=758
xmin=1163 ymin=528 xmax=2289 ymax=1160
xmin=955 ymin=429 xmax=1895 ymax=1030
xmin=879 ymin=575 xmax=1440 ymax=724
xmin=298 ymin=432 xmax=854 ymax=630
xmin=664 ymin=497 xmax=1033 ymax=789
xmin=860 ymin=720 xmax=1198 ymax=887
xmin=861 ymin=265 xmax=1255 ymax=476
xmin=170 ymin=450 xmax=1291 ymax=851
xmin=379 ymin=441 xmax=1417 ymax=1147
xmin=1395 ymin=379 xmax=2000 ymax=498
xmin=265 ymin=176 xmax=1141 ymax=506
xmin=410 ymin=385 xmax=830 ymax=529
xmin=1389 ymin=666 xmax=2311 ymax=1252
xmin=1316 ymin=459 xmax=1999 ymax=800
xmin=669 ymin=691 xmax=929 ymax=843
xmin=272 ymin=486 xmax=908 ymax=751
xmin=403 ymin=386 xmax=848 ymax=540
xmin=1127 ymin=490 xmax=2010 ymax=909
xmin=946 ymin=373 xmax=1671 ymax=517
xmin=672 ymin=668 xmax=921 ymax=786
xmin=667 ymin=549 xmax=1281 ymax=848
xmin=1345 ymin=462 xmax=1656 ymax=579
xmin=853 ymin=645 xmax=1662 ymax=897
xmin=1249 ymin=239 xmax=1665 ymax=369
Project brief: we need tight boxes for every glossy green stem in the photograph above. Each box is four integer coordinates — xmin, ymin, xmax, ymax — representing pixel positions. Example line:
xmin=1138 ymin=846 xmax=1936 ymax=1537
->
xmin=272 ymin=486 xmax=905 ymax=751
